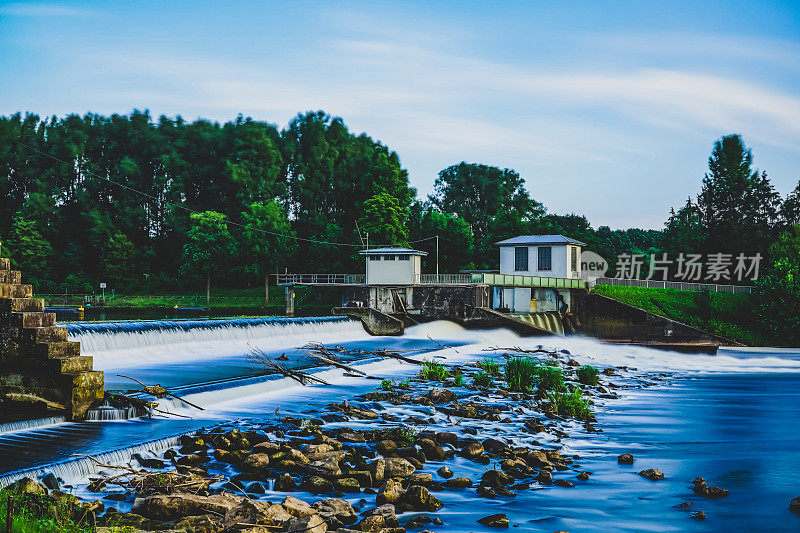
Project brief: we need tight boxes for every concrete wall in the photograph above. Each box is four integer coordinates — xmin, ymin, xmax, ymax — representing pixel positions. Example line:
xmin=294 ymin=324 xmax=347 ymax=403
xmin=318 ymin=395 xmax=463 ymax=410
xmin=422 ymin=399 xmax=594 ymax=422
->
xmin=499 ymin=244 xmax=581 ymax=278
xmin=366 ymin=255 xmax=421 ymax=285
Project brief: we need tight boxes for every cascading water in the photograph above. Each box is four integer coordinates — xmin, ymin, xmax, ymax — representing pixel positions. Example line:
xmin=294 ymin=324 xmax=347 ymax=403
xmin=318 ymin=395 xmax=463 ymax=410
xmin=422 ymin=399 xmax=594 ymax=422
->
xmin=68 ymin=316 xmax=365 ymax=371
xmin=513 ymin=311 xmax=565 ymax=335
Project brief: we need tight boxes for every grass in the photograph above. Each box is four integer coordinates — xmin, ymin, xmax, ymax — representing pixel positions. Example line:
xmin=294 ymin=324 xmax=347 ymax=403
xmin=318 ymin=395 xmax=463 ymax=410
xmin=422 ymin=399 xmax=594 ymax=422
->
xmin=397 ymin=379 xmax=411 ymax=390
xmin=453 ymin=373 xmax=464 ymax=387
xmin=576 ymin=365 xmax=600 ymax=386
xmin=548 ymin=388 xmax=593 ymax=420
xmin=472 ymin=371 xmax=492 ymax=387
xmin=592 ymin=285 xmax=767 ymax=346
xmin=476 ymin=358 xmax=501 ymax=377
xmin=534 ymin=365 xmax=565 ymax=391
xmin=504 ymin=357 xmax=539 ymax=392
xmin=380 ymin=379 xmax=393 ymax=391
xmin=420 ymin=360 xmax=450 ymax=381
xmin=0 ymin=488 xmax=93 ymax=533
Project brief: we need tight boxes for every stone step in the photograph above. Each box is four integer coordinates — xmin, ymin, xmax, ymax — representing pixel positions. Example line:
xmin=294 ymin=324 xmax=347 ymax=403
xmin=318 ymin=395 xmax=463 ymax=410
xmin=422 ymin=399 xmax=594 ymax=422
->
xmin=0 ymin=271 xmax=21 ymax=284
xmin=0 ymin=258 xmax=9 ymax=270
xmin=61 ymin=371 xmax=105 ymax=419
xmin=0 ymin=284 xmax=32 ymax=298
xmin=8 ymin=312 xmax=56 ymax=329
xmin=0 ymin=298 xmax=45 ymax=313
xmin=34 ymin=341 xmax=81 ymax=359
xmin=20 ymin=326 xmax=69 ymax=344
xmin=49 ymin=356 xmax=94 ymax=374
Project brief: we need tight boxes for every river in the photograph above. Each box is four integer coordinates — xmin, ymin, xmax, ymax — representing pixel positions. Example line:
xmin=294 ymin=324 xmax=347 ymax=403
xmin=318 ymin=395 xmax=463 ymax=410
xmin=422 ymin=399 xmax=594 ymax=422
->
xmin=1 ymin=317 xmax=798 ymax=531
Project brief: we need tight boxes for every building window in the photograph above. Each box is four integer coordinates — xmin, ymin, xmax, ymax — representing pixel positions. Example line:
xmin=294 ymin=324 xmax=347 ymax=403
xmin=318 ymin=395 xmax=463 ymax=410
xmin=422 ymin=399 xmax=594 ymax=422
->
xmin=514 ymin=247 xmax=528 ymax=271
xmin=384 ymin=255 xmax=395 ymax=260
xmin=398 ymin=255 xmax=410 ymax=261
xmin=571 ymin=247 xmax=577 ymax=271
xmin=368 ymin=255 xmax=379 ymax=261
xmin=538 ymin=246 xmax=552 ymax=270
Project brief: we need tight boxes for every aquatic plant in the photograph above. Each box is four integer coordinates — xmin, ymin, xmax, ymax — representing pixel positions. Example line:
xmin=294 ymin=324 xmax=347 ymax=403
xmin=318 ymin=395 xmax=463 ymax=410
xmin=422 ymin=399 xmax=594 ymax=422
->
xmin=473 ymin=371 xmax=492 ymax=387
xmin=398 ymin=378 xmax=411 ymax=390
xmin=380 ymin=379 xmax=394 ymax=390
xmin=548 ymin=388 xmax=593 ymax=420
xmin=453 ymin=373 xmax=464 ymax=387
xmin=476 ymin=358 xmax=501 ymax=377
xmin=0 ymin=487 xmax=94 ymax=533
xmin=535 ymin=365 xmax=565 ymax=391
xmin=504 ymin=357 xmax=538 ymax=391
xmin=421 ymin=360 xmax=450 ymax=381
xmin=576 ymin=365 xmax=600 ymax=386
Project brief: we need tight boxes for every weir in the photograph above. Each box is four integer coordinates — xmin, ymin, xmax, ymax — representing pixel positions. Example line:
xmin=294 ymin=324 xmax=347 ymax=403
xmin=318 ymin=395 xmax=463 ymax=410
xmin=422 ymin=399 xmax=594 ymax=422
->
xmin=0 ymin=255 xmax=104 ymax=422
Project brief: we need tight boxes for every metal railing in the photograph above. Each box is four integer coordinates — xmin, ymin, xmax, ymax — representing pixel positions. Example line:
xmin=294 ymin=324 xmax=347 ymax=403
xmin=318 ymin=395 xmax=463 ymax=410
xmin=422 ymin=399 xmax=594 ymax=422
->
xmin=594 ymin=277 xmax=754 ymax=294
xmin=477 ymin=273 xmax=586 ymax=289
xmin=275 ymin=273 xmax=366 ymax=285
xmin=419 ymin=274 xmax=474 ymax=285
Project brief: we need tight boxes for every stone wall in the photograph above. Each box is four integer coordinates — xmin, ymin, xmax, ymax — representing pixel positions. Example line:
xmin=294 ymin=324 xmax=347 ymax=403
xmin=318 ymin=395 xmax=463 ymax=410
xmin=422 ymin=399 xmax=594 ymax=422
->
xmin=0 ymin=256 xmax=104 ymax=421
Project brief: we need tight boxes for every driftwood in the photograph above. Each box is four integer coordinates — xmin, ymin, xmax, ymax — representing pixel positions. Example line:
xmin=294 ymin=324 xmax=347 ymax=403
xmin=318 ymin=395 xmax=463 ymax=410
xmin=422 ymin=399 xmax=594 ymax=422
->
xmin=296 ymin=343 xmax=384 ymax=379
xmin=247 ymin=348 xmax=330 ymax=386
xmin=484 ymin=346 xmax=557 ymax=356
xmin=116 ymin=374 xmax=205 ymax=411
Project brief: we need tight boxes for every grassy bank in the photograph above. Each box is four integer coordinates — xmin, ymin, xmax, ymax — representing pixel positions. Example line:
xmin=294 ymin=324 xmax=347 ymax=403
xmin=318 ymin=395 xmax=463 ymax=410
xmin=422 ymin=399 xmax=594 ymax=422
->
xmin=591 ymin=285 xmax=767 ymax=346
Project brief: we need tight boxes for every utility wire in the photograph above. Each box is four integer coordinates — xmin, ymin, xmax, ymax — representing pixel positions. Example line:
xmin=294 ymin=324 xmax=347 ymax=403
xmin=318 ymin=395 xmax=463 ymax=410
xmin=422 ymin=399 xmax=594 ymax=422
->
xmin=13 ymin=140 xmax=442 ymax=249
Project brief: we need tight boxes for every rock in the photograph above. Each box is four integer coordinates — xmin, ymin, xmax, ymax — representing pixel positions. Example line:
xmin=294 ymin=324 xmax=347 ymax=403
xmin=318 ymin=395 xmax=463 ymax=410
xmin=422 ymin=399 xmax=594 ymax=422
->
xmin=692 ymin=477 xmax=728 ymax=498
xmin=376 ymin=439 xmax=398 ymax=455
xmin=253 ymin=441 xmax=280 ymax=454
xmin=6 ymin=477 xmax=46 ymax=496
xmin=337 ymin=429 xmax=366 ymax=443
xmin=343 ymin=470 xmax=373 ymax=488
xmin=500 ymin=458 xmax=531 ymax=478
xmin=437 ymin=466 xmax=454 ymax=479
xmin=287 ymin=514 xmax=327 ymax=533
xmin=281 ymin=496 xmax=316 ymax=518
xmin=176 ymin=453 xmax=208 ymax=466
xmin=435 ymin=432 xmax=458 ymax=445
xmin=384 ymin=457 xmax=416 ymax=478
xmin=442 ymin=477 xmax=473 ymax=489
xmin=313 ymin=498 xmax=357 ymax=529
xmin=705 ymin=486 xmax=729 ymax=498
xmin=638 ymin=469 xmax=664 ymax=481
xmin=358 ymin=504 xmax=399 ymax=530
xmin=417 ymin=438 xmax=446 ymax=461
xmin=223 ymin=499 xmax=293 ymax=530
xmin=690 ymin=511 xmax=706 ymax=520
xmin=242 ymin=453 xmax=270 ymax=473
xmin=174 ymin=514 xmax=221 ymax=532
xmin=481 ymin=470 xmax=514 ymax=487
xmin=567 ymin=358 xmax=580 ymax=366
xmin=428 ymin=388 xmax=457 ymax=403
xmin=369 ymin=457 xmax=386 ymax=485
xmin=460 ymin=442 xmax=484 ymax=459
xmin=617 ymin=453 xmax=634 ymax=464
xmin=304 ymin=457 xmax=343 ymax=478
xmin=334 ymin=478 xmax=361 ymax=493
xmin=132 ymin=493 xmax=244 ymax=521
xmin=524 ymin=450 xmax=551 ymax=468
xmin=406 ymin=473 xmax=434 ymax=487
xmin=554 ymin=479 xmax=575 ymax=488
xmin=536 ymin=470 xmax=553 ymax=485
xmin=478 ymin=513 xmax=510 ymax=528
xmin=400 ymin=485 xmax=443 ymax=512
xmin=274 ymin=473 xmax=297 ymax=492
xmin=477 ymin=485 xmax=496 ymax=498
xmin=302 ymin=476 xmax=333 ymax=494
xmin=791 ymin=496 xmax=800 ymax=514
xmin=302 ymin=443 xmax=334 ymax=456
xmin=576 ymin=472 xmax=591 ymax=481
xmin=132 ymin=453 xmax=166 ymax=469
xmin=377 ymin=479 xmax=405 ymax=505
xmin=482 ymin=438 xmax=511 ymax=454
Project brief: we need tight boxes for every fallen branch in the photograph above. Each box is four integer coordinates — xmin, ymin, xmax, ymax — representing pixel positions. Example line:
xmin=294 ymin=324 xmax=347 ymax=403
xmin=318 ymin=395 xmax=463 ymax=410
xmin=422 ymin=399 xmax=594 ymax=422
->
xmin=247 ymin=348 xmax=330 ymax=386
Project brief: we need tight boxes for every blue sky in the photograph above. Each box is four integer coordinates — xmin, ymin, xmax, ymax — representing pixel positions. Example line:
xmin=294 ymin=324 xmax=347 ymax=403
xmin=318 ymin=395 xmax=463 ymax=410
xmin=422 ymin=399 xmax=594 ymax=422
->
xmin=1 ymin=0 xmax=798 ymax=229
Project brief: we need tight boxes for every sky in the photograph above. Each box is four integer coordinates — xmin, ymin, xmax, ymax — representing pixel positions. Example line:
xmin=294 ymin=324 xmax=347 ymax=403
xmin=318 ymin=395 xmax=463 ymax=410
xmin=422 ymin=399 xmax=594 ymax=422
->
xmin=1 ymin=0 xmax=799 ymax=229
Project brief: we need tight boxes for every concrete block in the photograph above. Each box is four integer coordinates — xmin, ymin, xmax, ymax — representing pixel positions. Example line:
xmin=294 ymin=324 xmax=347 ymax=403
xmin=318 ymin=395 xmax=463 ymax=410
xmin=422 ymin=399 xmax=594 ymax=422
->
xmin=49 ymin=356 xmax=94 ymax=374
xmin=0 ymin=284 xmax=32 ymax=298
xmin=34 ymin=341 xmax=81 ymax=359
xmin=10 ymin=312 xmax=56 ymax=329
xmin=0 ymin=298 xmax=45 ymax=313
xmin=0 ymin=271 xmax=21 ymax=284
xmin=0 ymin=258 xmax=9 ymax=270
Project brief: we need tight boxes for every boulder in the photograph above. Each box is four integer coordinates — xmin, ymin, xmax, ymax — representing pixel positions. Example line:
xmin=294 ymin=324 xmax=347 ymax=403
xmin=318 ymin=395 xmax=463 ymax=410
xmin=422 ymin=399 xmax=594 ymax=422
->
xmin=428 ymin=388 xmax=457 ymax=404
xmin=790 ymin=496 xmax=800 ymax=514
xmin=406 ymin=473 xmax=434 ymax=487
xmin=481 ymin=470 xmax=514 ymax=487
xmin=337 ymin=429 xmax=366 ymax=443
xmin=617 ymin=453 xmax=634 ymax=464
xmin=223 ymin=499 xmax=293 ymax=530
xmin=554 ymin=479 xmax=575 ymax=488
xmin=304 ymin=457 xmax=342 ymax=478
xmin=478 ymin=513 xmax=509 ymax=528
xmin=482 ymin=438 xmax=511 ymax=454
xmin=638 ymin=469 xmax=664 ymax=481
xmin=536 ymin=470 xmax=552 ymax=485
xmin=524 ymin=450 xmax=551 ymax=468
xmin=416 ymin=438 xmax=446 ymax=461
xmin=368 ymin=457 xmax=386 ymax=485
xmin=312 ymin=498 xmax=357 ymax=529
xmin=376 ymin=439 xmax=398 ymax=455
xmin=399 ymin=485 xmax=443 ymax=512
xmin=437 ymin=466 xmax=454 ymax=479
xmin=287 ymin=514 xmax=327 ymax=532
xmin=174 ymin=514 xmax=221 ymax=532
xmin=302 ymin=476 xmax=333 ymax=494
xmin=576 ymin=471 xmax=591 ymax=481
xmin=442 ymin=477 xmax=472 ymax=489
xmin=274 ymin=473 xmax=297 ymax=492
xmin=377 ymin=479 xmax=404 ymax=506
xmin=358 ymin=504 xmax=399 ymax=530
xmin=333 ymin=478 xmax=361 ymax=493
xmin=132 ymin=493 xmax=244 ymax=521
xmin=690 ymin=511 xmax=706 ymax=520
xmin=281 ymin=496 xmax=315 ymax=518
xmin=6 ymin=477 xmax=46 ymax=496
xmin=384 ymin=457 xmax=416 ymax=478
xmin=242 ymin=453 xmax=270 ymax=473
xmin=460 ymin=442 xmax=484 ymax=459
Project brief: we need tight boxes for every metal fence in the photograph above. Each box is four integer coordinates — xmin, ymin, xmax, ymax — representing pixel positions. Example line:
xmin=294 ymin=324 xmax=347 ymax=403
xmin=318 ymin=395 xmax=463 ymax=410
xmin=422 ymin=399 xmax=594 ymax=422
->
xmin=275 ymin=273 xmax=365 ymax=285
xmin=419 ymin=274 xmax=474 ymax=285
xmin=594 ymin=277 xmax=754 ymax=294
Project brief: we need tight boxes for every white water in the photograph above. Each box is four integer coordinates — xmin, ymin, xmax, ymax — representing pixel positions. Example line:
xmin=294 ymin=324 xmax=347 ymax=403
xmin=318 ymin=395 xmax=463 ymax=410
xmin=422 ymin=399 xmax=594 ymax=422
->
xmin=0 ymin=416 xmax=67 ymax=435
xmin=70 ymin=317 xmax=366 ymax=370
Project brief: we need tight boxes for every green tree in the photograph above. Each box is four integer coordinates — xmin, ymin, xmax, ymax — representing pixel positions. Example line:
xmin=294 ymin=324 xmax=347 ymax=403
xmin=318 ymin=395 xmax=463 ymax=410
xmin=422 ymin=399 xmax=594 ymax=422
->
xmin=103 ymin=233 xmax=136 ymax=291
xmin=754 ymin=225 xmax=800 ymax=345
xmin=358 ymin=193 xmax=408 ymax=246
xmin=5 ymin=215 xmax=53 ymax=291
xmin=407 ymin=202 xmax=474 ymax=273
xmin=241 ymin=201 xmax=296 ymax=302
xmin=182 ymin=211 xmax=235 ymax=302
xmin=781 ymin=181 xmax=800 ymax=227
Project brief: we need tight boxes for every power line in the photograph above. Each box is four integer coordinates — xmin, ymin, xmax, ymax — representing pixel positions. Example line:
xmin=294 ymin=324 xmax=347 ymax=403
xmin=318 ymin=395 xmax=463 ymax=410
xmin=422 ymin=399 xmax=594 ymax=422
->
xmin=13 ymin=140 xmax=440 ymax=249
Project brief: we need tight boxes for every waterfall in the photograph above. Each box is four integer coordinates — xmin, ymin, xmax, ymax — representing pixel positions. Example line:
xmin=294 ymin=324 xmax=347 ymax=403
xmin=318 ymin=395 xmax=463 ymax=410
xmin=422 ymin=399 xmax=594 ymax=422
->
xmin=67 ymin=316 xmax=365 ymax=370
xmin=513 ymin=312 xmax=565 ymax=335
xmin=0 ymin=417 xmax=67 ymax=435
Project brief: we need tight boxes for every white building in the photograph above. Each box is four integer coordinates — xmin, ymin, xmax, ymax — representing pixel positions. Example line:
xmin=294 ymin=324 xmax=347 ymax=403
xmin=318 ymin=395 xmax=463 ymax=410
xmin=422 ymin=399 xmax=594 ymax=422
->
xmin=359 ymin=247 xmax=427 ymax=285
xmin=494 ymin=235 xmax=585 ymax=313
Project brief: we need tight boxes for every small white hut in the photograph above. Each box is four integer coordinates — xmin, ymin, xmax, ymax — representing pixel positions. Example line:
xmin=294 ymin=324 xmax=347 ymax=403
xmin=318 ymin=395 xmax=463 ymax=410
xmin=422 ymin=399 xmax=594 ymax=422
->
xmin=359 ymin=247 xmax=427 ymax=286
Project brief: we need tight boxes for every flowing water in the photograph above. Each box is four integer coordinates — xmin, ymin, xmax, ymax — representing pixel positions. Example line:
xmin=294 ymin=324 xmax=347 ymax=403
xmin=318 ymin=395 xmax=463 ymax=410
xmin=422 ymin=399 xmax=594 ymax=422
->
xmin=1 ymin=317 xmax=799 ymax=531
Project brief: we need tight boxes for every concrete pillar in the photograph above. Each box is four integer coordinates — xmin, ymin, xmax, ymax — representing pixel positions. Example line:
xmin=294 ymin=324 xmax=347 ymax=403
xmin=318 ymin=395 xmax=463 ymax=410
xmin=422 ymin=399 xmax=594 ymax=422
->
xmin=285 ymin=285 xmax=295 ymax=317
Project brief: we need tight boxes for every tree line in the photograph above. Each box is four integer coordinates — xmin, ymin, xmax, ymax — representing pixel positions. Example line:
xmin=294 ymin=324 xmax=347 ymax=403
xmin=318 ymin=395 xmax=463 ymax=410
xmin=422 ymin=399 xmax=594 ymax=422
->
xmin=1 ymin=112 xmax=798 ymax=309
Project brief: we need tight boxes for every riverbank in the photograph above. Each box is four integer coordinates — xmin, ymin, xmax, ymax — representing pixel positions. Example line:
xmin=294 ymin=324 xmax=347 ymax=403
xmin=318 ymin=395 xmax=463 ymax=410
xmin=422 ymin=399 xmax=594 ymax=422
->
xmin=591 ymin=284 xmax=767 ymax=346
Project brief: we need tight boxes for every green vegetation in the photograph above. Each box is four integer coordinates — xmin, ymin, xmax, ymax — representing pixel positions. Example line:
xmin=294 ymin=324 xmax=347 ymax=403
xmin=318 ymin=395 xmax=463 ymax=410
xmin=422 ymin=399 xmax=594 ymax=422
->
xmin=476 ymin=358 xmax=501 ymax=377
xmin=504 ymin=357 xmax=538 ymax=392
xmin=0 ymin=486 xmax=93 ymax=533
xmin=397 ymin=379 xmax=411 ymax=390
xmin=453 ymin=373 xmax=464 ymax=387
xmin=576 ymin=365 xmax=600 ymax=386
xmin=380 ymin=379 xmax=393 ymax=391
xmin=592 ymin=284 xmax=767 ymax=346
xmin=472 ymin=371 xmax=492 ymax=388
xmin=754 ymin=225 xmax=800 ymax=346
xmin=420 ymin=360 xmax=450 ymax=381
xmin=534 ymin=365 xmax=565 ymax=391
xmin=548 ymin=389 xmax=593 ymax=420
